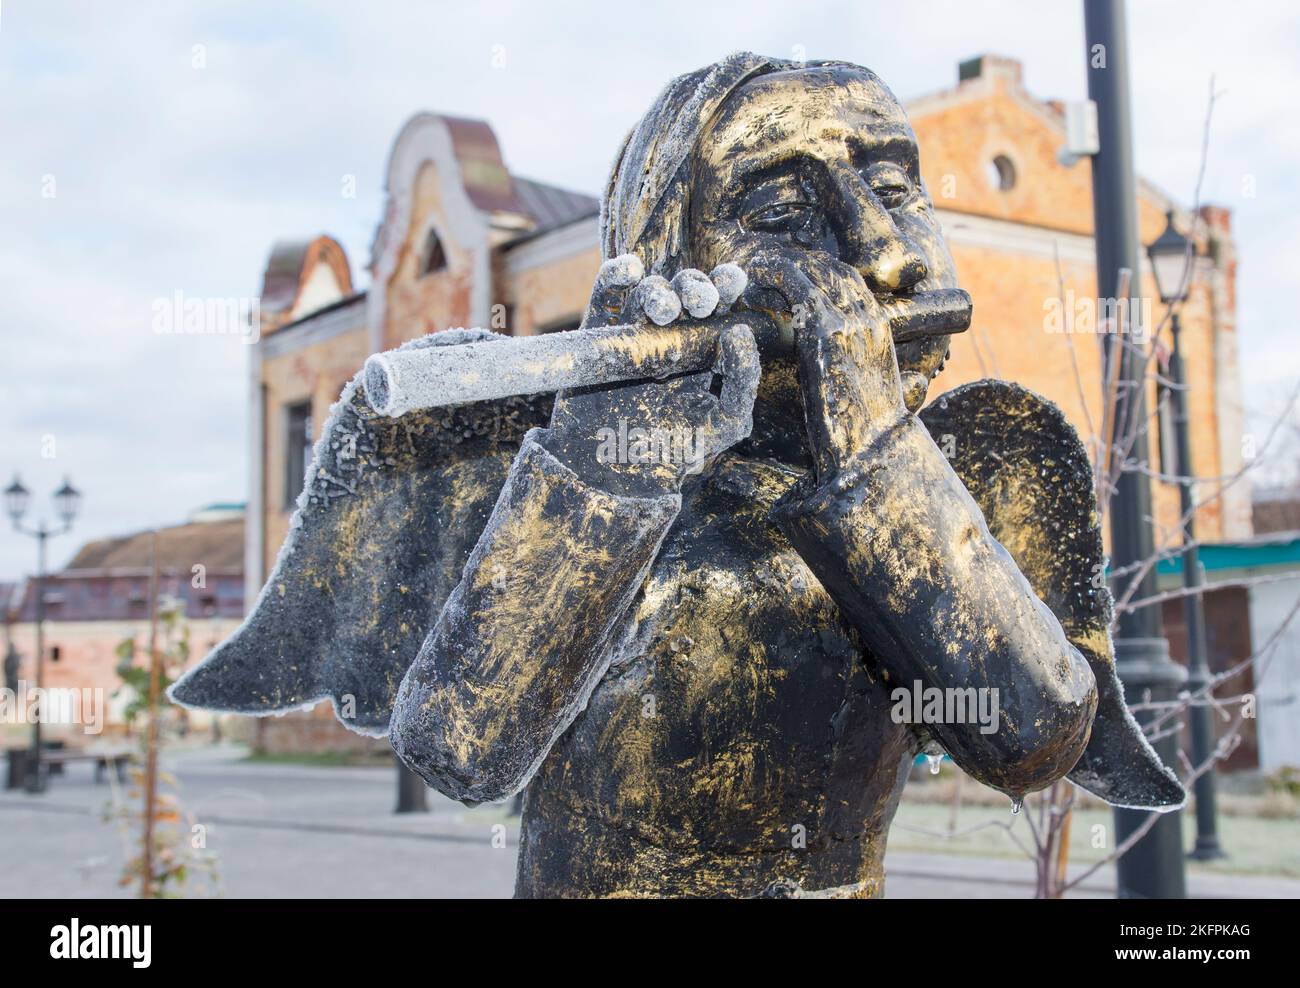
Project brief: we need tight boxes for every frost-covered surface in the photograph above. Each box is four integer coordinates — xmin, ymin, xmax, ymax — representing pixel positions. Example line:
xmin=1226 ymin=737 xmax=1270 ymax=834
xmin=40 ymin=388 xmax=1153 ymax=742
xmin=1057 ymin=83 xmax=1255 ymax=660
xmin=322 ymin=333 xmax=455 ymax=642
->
xmin=709 ymin=262 xmax=748 ymax=308
xmin=670 ymin=269 xmax=720 ymax=319
xmin=170 ymin=329 xmax=552 ymax=736
xmin=630 ymin=275 xmax=682 ymax=326
xmin=600 ymin=253 xmax=644 ymax=289
xmin=390 ymin=434 xmax=681 ymax=803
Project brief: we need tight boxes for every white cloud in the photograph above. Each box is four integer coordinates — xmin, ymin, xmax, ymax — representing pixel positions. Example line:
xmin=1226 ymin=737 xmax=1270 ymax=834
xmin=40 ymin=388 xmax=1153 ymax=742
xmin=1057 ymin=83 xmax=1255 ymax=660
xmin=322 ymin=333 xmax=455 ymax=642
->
xmin=2 ymin=0 xmax=1297 ymax=577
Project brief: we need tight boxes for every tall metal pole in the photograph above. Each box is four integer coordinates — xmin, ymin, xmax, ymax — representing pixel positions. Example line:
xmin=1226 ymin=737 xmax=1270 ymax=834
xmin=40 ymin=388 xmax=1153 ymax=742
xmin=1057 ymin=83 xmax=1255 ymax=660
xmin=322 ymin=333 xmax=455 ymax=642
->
xmin=25 ymin=526 xmax=48 ymax=793
xmin=141 ymin=531 xmax=162 ymax=898
xmin=1169 ymin=312 xmax=1225 ymax=859
xmin=1084 ymin=0 xmax=1187 ymax=898
xmin=394 ymin=756 xmax=429 ymax=814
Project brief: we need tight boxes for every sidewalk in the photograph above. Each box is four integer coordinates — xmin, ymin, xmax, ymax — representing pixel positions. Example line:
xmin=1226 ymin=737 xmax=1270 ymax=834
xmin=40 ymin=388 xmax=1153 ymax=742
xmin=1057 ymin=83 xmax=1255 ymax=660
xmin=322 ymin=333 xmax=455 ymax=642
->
xmin=2 ymin=747 xmax=1296 ymax=899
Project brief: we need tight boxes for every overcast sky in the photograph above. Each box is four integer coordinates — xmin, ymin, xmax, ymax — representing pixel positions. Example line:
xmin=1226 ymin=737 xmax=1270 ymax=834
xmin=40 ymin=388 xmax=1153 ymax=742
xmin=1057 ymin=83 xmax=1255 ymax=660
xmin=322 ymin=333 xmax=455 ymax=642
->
xmin=2 ymin=0 xmax=1297 ymax=579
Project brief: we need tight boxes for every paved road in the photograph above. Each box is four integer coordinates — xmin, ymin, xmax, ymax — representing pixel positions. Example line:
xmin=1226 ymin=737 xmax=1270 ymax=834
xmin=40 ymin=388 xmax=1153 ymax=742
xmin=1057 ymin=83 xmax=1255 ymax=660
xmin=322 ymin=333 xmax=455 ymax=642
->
xmin=2 ymin=747 xmax=1296 ymax=898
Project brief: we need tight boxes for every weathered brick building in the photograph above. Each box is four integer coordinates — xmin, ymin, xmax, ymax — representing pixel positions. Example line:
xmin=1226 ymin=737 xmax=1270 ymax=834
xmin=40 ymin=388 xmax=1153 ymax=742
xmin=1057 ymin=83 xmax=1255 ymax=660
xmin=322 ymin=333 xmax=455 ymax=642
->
xmin=915 ymin=55 xmax=1248 ymax=545
xmin=245 ymin=56 xmax=1251 ymax=755
xmin=4 ymin=505 xmax=245 ymax=734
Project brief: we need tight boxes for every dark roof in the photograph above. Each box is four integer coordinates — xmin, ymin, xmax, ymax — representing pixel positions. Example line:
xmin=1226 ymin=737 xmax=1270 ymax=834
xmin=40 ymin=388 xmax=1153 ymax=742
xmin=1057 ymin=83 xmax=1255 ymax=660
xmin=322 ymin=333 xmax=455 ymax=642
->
xmin=8 ymin=519 xmax=246 ymax=622
xmin=272 ymin=289 xmax=367 ymax=336
xmin=65 ymin=518 xmax=244 ymax=573
xmin=0 ymin=581 xmax=19 ymax=621
xmin=262 ymin=240 xmax=316 ymax=312
xmin=510 ymin=177 xmax=600 ymax=236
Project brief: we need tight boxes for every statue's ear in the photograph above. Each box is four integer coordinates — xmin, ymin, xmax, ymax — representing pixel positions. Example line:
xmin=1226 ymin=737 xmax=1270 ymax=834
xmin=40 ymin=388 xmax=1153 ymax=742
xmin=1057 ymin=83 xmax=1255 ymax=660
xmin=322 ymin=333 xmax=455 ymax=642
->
xmin=920 ymin=380 xmax=1185 ymax=810
xmin=170 ymin=332 xmax=552 ymax=736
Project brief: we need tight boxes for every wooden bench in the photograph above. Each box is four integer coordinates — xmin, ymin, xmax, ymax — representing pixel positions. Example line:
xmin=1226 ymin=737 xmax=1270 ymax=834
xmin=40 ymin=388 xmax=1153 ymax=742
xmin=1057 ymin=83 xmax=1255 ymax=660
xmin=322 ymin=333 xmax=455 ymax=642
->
xmin=5 ymin=746 xmax=133 ymax=788
xmin=44 ymin=748 xmax=134 ymax=783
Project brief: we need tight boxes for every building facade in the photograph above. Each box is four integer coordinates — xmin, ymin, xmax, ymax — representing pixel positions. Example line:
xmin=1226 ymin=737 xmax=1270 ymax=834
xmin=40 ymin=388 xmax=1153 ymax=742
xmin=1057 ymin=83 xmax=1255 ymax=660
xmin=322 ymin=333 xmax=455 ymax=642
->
xmin=4 ymin=505 xmax=245 ymax=737
xmin=244 ymin=56 xmax=1256 ymax=758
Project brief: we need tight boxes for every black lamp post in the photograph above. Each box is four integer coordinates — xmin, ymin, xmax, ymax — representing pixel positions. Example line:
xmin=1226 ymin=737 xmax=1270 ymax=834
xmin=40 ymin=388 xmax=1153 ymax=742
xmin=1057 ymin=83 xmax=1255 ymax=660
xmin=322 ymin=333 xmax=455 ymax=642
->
xmin=6 ymin=474 xmax=82 ymax=793
xmin=1148 ymin=210 xmax=1226 ymax=860
xmin=1085 ymin=0 xmax=1186 ymax=898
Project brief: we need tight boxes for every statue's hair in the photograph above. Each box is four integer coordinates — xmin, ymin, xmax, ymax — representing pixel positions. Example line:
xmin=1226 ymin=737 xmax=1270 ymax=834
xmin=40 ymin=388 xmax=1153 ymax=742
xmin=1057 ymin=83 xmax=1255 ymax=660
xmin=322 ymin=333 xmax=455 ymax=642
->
xmin=599 ymin=52 xmax=865 ymax=273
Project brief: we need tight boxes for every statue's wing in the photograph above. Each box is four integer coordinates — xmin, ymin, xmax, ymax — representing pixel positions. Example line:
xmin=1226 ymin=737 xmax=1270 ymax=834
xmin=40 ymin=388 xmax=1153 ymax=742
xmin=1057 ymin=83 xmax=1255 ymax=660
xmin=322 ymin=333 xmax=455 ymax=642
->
xmin=920 ymin=380 xmax=1185 ymax=809
xmin=170 ymin=331 xmax=552 ymax=736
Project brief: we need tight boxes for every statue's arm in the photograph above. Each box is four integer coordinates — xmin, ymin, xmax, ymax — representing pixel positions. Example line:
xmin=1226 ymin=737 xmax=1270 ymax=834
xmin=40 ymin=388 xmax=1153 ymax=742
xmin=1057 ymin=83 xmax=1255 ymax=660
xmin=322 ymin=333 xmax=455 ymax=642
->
xmin=919 ymin=380 xmax=1183 ymax=809
xmin=747 ymin=253 xmax=1096 ymax=799
xmin=389 ymin=428 xmax=679 ymax=804
xmin=773 ymin=414 xmax=1097 ymax=798
xmin=390 ymin=258 xmax=759 ymax=804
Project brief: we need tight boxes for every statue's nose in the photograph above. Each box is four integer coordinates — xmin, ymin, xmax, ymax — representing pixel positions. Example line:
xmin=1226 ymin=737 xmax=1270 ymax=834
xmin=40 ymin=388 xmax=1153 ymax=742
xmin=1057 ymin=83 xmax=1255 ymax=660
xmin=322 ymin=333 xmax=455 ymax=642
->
xmin=833 ymin=166 xmax=928 ymax=294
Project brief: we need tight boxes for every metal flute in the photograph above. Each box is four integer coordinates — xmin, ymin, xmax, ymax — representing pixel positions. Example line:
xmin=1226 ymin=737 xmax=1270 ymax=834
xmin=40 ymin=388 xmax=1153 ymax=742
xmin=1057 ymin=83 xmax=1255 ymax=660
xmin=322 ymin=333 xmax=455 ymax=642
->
xmin=363 ymin=288 xmax=972 ymax=417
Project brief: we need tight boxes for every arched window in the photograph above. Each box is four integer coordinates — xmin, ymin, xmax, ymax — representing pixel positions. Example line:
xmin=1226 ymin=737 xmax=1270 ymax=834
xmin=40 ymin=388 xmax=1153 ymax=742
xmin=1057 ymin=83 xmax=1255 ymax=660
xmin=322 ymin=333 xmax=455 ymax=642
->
xmin=419 ymin=228 xmax=447 ymax=277
xmin=986 ymin=154 xmax=1017 ymax=191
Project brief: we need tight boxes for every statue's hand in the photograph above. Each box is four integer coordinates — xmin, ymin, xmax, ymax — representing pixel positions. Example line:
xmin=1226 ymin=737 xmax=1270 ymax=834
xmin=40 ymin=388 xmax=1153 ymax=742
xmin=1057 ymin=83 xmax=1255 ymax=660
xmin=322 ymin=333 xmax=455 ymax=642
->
xmin=741 ymin=251 xmax=907 ymax=482
xmin=543 ymin=255 xmax=759 ymax=498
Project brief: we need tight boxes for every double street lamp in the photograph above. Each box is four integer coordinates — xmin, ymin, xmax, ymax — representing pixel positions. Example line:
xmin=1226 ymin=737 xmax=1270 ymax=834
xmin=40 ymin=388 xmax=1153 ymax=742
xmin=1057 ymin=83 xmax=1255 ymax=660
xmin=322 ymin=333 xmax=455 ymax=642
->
xmin=1147 ymin=210 xmax=1226 ymax=859
xmin=5 ymin=475 xmax=82 ymax=793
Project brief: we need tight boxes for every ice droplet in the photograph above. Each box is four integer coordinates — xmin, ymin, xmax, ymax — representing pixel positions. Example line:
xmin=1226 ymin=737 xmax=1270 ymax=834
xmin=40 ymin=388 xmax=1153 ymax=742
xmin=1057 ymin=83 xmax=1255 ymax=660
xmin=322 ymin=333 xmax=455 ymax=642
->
xmin=927 ymin=754 xmax=942 ymax=775
xmin=1011 ymin=797 xmax=1024 ymax=815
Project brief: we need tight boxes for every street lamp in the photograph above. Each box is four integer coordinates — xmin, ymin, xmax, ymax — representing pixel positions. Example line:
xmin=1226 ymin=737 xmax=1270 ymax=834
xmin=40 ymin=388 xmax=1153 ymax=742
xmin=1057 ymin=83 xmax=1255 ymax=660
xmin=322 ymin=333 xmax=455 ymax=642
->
xmin=6 ymin=475 xmax=82 ymax=793
xmin=1147 ymin=211 xmax=1226 ymax=860
xmin=1149 ymin=210 xmax=1194 ymax=306
xmin=53 ymin=479 xmax=82 ymax=527
xmin=4 ymin=477 xmax=30 ymax=524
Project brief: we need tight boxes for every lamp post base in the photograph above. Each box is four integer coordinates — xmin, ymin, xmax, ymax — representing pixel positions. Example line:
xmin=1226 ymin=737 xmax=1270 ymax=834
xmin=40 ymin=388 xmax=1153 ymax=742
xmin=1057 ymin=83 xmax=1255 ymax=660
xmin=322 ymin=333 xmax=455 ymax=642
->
xmin=1113 ymin=636 xmax=1188 ymax=899
xmin=23 ymin=760 xmax=47 ymax=794
xmin=1188 ymin=836 xmax=1227 ymax=861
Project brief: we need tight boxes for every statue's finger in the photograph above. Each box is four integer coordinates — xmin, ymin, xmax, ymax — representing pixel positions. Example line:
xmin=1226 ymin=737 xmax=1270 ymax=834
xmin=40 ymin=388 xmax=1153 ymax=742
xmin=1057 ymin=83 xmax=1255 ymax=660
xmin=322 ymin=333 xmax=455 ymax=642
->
xmin=584 ymin=254 xmax=644 ymax=326
xmin=670 ymin=269 xmax=720 ymax=319
xmin=714 ymin=324 xmax=760 ymax=422
xmin=710 ymin=263 xmax=748 ymax=310
xmin=792 ymin=304 xmax=874 ymax=477
xmin=626 ymin=275 xmax=682 ymax=326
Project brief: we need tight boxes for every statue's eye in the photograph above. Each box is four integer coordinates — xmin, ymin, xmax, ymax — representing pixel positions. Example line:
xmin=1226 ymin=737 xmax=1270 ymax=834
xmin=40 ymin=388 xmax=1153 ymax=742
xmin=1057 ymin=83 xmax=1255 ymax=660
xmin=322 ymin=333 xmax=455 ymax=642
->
xmin=871 ymin=182 xmax=911 ymax=209
xmin=863 ymin=164 xmax=915 ymax=209
xmin=747 ymin=202 xmax=813 ymax=231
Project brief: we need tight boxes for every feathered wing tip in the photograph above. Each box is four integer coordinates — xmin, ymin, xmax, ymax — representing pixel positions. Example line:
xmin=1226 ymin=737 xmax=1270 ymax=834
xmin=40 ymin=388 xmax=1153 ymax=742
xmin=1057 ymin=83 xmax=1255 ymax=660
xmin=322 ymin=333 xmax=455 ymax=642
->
xmin=170 ymin=331 xmax=553 ymax=736
xmin=1067 ymin=656 xmax=1186 ymax=809
xmin=920 ymin=379 xmax=1186 ymax=810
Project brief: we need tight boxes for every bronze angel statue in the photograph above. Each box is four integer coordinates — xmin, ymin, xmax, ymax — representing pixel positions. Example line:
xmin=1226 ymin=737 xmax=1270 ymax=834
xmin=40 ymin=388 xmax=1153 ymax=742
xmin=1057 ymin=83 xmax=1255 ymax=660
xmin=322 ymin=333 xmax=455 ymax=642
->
xmin=172 ymin=53 xmax=1184 ymax=898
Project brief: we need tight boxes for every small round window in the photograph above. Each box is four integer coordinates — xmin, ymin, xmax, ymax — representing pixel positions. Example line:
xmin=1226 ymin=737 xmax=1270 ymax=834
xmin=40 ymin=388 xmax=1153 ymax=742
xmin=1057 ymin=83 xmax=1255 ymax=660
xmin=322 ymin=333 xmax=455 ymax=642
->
xmin=987 ymin=155 xmax=1016 ymax=191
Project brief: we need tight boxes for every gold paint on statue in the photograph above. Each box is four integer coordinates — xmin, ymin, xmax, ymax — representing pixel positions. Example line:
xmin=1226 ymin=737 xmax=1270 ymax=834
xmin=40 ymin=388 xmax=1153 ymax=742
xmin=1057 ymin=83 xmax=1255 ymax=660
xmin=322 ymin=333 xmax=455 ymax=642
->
xmin=175 ymin=54 xmax=1184 ymax=899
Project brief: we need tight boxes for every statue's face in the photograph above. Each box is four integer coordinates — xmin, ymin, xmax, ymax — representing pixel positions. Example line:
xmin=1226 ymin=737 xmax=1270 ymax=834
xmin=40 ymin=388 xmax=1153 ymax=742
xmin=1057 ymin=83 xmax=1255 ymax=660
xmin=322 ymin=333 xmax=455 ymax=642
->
xmin=688 ymin=65 xmax=959 ymax=402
